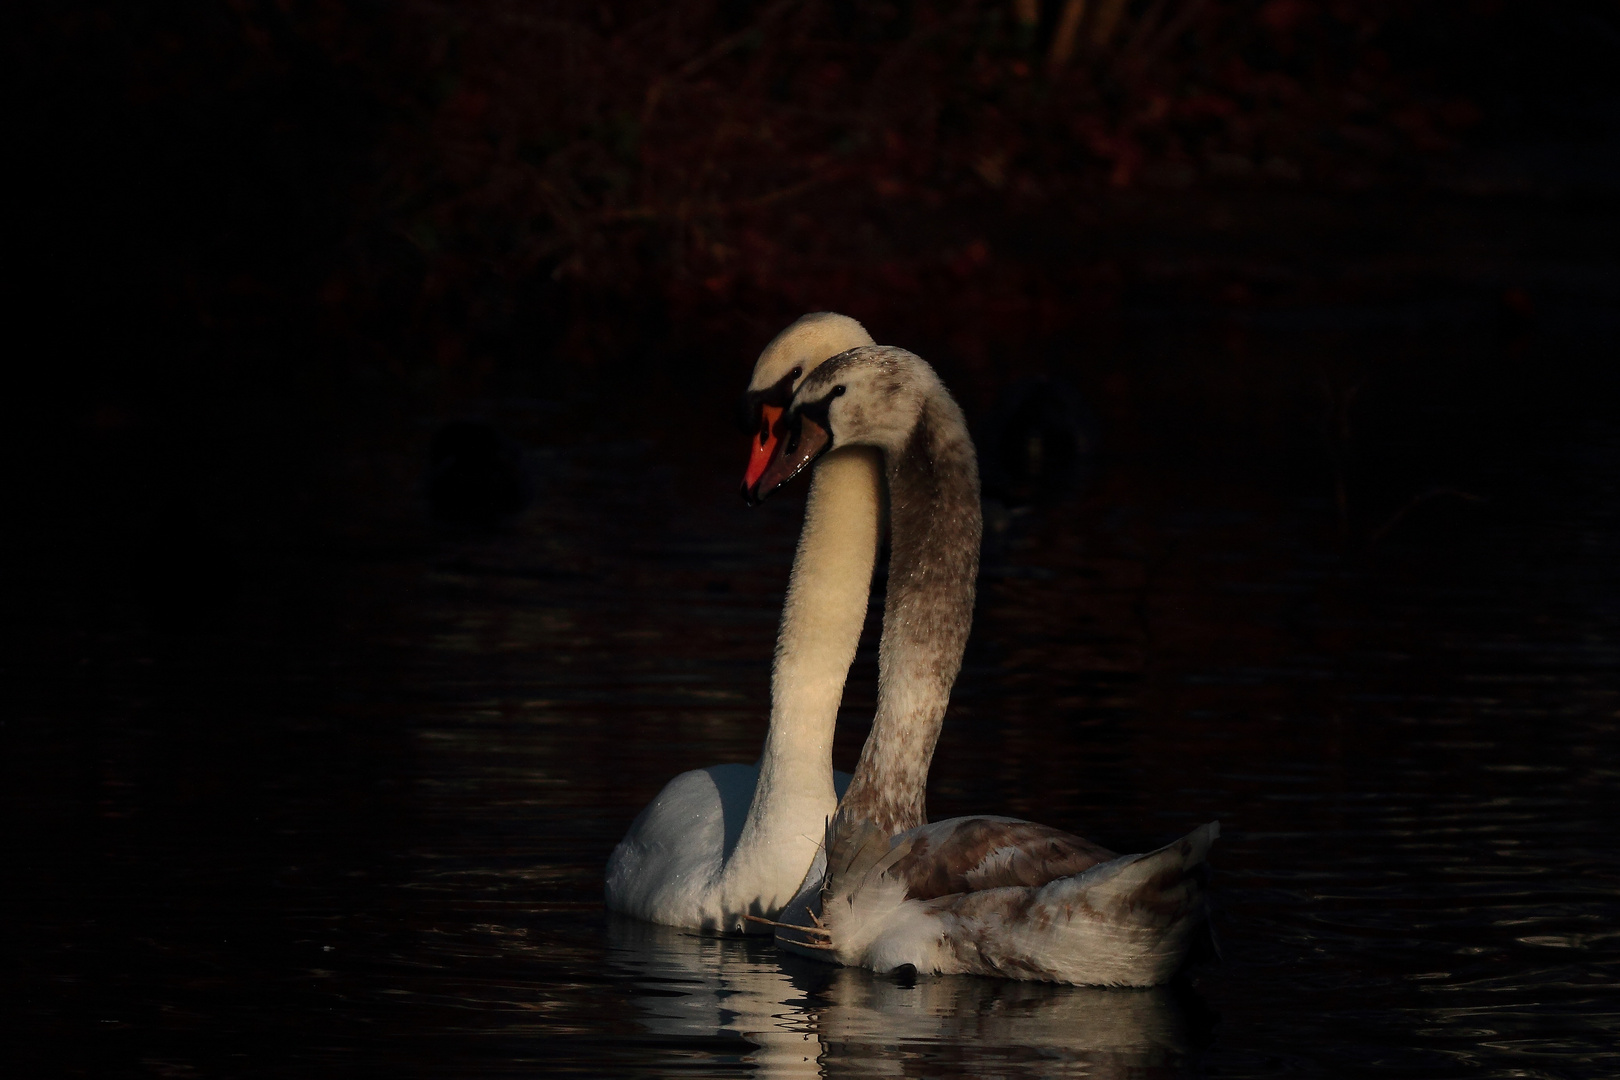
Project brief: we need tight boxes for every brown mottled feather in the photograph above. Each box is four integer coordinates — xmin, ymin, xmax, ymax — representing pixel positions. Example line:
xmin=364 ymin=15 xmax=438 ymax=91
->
xmin=886 ymin=819 xmax=1116 ymax=901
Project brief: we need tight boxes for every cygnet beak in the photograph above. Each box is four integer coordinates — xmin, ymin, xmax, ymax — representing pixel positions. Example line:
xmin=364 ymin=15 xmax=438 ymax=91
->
xmin=742 ymin=413 xmax=830 ymax=506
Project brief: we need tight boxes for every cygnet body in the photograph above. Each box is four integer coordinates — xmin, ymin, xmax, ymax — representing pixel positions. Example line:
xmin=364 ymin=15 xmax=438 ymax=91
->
xmin=747 ymin=345 xmax=1218 ymax=984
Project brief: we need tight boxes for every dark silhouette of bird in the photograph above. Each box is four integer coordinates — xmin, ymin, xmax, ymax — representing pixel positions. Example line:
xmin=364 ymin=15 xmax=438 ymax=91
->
xmin=427 ymin=419 xmax=529 ymax=529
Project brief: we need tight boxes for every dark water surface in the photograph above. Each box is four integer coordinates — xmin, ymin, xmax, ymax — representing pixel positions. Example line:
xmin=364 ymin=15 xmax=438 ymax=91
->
xmin=7 ymin=314 xmax=1619 ymax=1077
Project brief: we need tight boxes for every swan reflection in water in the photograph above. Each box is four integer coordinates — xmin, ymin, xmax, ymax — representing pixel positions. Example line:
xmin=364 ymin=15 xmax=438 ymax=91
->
xmin=607 ymin=916 xmax=1202 ymax=1078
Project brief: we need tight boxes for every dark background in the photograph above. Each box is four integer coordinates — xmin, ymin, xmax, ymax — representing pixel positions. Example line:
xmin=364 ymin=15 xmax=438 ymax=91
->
xmin=10 ymin=0 xmax=1620 ymax=557
xmin=6 ymin=1 xmax=1620 ymax=1076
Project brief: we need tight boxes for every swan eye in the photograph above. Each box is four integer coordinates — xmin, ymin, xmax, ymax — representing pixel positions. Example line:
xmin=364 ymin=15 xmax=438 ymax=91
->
xmin=789 ymin=366 xmax=803 ymax=381
xmin=832 ymin=385 xmax=846 ymax=397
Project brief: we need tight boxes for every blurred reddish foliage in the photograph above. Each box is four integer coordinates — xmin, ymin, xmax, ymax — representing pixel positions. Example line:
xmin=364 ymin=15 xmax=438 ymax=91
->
xmin=23 ymin=0 xmax=1580 ymax=391
xmin=289 ymin=0 xmax=1506 ymax=375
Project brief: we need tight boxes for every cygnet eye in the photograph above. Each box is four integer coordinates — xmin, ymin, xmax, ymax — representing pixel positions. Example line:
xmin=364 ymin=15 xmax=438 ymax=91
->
xmin=832 ymin=385 xmax=846 ymax=397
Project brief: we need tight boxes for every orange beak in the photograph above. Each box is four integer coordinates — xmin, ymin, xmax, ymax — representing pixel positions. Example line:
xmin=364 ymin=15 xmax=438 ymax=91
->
xmin=743 ymin=404 xmax=784 ymax=492
xmin=742 ymin=413 xmax=830 ymax=506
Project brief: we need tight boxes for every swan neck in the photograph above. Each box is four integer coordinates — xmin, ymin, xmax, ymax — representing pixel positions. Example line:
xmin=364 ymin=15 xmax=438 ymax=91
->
xmin=840 ymin=394 xmax=981 ymax=836
xmin=741 ymin=446 xmax=882 ymax=832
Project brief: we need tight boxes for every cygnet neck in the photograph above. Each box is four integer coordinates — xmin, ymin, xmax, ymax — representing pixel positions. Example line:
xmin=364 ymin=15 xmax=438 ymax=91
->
xmin=837 ymin=390 xmax=981 ymax=836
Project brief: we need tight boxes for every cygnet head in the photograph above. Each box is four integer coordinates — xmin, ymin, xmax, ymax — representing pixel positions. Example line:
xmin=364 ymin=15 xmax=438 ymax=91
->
xmin=741 ymin=313 xmax=874 ymax=496
xmin=744 ymin=345 xmax=943 ymax=505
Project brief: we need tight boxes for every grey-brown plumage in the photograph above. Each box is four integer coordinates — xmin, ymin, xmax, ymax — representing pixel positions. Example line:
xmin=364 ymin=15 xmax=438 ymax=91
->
xmin=844 ymin=416 xmax=981 ymax=831
xmin=810 ymin=809 xmax=1218 ymax=986
xmin=823 ymin=809 xmax=1116 ymax=904
xmin=885 ymin=816 xmax=1116 ymax=899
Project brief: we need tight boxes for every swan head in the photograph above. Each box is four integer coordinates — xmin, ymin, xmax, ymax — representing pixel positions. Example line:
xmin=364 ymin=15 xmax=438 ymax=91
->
xmin=741 ymin=313 xmax=874 ymax=498
xmin=744 ymin=345 xmax=941 ymax=504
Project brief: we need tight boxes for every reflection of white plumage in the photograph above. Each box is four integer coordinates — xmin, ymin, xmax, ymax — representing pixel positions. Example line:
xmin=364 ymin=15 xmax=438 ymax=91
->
xmin=608 ymin=915 xmax=1194 ymax=1079
xmin=749 ymin=345 xmax=1218 ymax=985
xmin=605 ymin=314 xmax=884 ymax=932
xmin=607 ymin=917 xmax=823 ymax=1079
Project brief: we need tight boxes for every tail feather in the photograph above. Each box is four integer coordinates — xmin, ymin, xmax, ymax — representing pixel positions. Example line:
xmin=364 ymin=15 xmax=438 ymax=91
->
xmin=817 ymin=816 xmax=1220 ymax=986
xmin=1054 ymin=821 xmax=1219 ymax=927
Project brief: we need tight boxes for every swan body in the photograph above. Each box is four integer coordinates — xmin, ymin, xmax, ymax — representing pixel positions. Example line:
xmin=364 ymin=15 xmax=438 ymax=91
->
xmin=605 ymin=314 xmax=884 ymax=931
xmin=748 ymin=345 xmax=1218 ymax=983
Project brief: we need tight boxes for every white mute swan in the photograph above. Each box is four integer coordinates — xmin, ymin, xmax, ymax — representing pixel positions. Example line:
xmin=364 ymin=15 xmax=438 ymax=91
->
xmin=748 ymin=345 xmax=1219 ymax=985
xmin=605 ymin=313 xmax=884 ymax=931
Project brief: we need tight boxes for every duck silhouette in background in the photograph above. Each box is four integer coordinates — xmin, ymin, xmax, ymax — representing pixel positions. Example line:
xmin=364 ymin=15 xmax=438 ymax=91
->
xmin=427 ymin=418 xmax=530 ymax=529
xmin=981 ymin=375 xmax=1097 ymax=509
